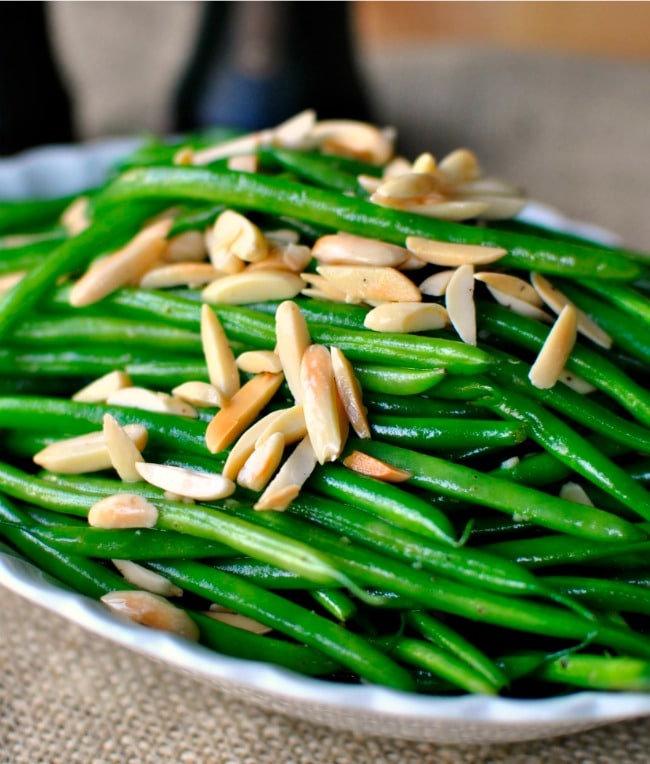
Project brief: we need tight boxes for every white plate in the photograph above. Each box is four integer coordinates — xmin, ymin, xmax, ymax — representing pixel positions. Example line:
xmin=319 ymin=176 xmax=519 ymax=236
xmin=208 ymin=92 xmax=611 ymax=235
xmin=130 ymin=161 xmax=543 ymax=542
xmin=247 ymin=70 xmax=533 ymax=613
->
xmin=1 ymin=141 xmax=649 ymax=744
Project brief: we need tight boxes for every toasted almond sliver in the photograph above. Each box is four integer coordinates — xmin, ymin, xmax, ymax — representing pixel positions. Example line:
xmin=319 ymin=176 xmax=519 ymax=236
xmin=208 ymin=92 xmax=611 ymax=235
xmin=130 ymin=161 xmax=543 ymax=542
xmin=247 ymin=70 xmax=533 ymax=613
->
xmin=236 ymin=350 xmax=283 ymax=375
xmin=202 ymin=269 xmax=303 ymax=304
xmin=445 ymin=264 xmax=477 ymax=345
xmin=106 ymin=387 xmax=198 ymax=418
xmin=204 ymin=610 xmax=272 ymax=635
xmin=462 ymin=195 xmax=526 ymax=220
xmin=139 ymin=262 xmax=220 ymax=289
xmin=33 ymin=425 xmax=148 ymax=474
xmin=411 ymin=152 xmax=437 ymax=175
xmin=300 ymin=273 xmax=351 ymax=303
xmin=246 ymin=243 xmax=312 ymax=274
xmin=273 ymin=108 xmax=318 ymax=149
xmin=529 ymin=304 xmax=578 ymax=390
xmin=357 ymin=174 xmax=382 ymax=194
xmin=530 ymin=273 xmax=612 ymax=349
xmin=0 ymin=270 xmax=27 ymax=296
xmin=558 ymin=370 xmax=597 ymax=395
xmin=371 ymin=195 xmax=489 ymax=221
xmin=135 ymin=462 xmax=235 ymax=501
xmin=312 ymin=232 xmax=409 ymax=268
xmin=70 ymin=218 xmax=172 ymax=307
xmin=330 ymin=347 xmax=370 ymax=439
xmin=103 ymin=413 xmax=145 ymax=483
xmin=60 ymin=196 xmax=90 ymax=236
xmin=275 ymin=300 xmax=312 ymax=403
xmin=265 ymin=229 xmax=300 ymax=247
xmin=437 ymin=148 xmax=480 ymax=184
xmin=317 ymin=265 xmax=421 ymax=304
xmin=192 ymin=131 xmax=271 ymax=166
xmin=255 ymin=404 xmax=306 ymax=448
xmin=173 ymin=146 xmax=195 ymax=165
xmin=301 ymin=345 xmax=344 ymax=464
xmin=363 ymin=302 xmax=448 ymax=334
xmin=72 ymin=370 xmax=133 ymax=403
xmin=163 ymin=230 xmax=208 ymax=263
xmin=112 ymin=559 xmax=182 ymax=597
xmin=200 ymin=304 xmax=240 ymax=399
xmin=343 ymin=450 xmax=412 ymax=483
xmin=406 ymin=236 xmax=507 ymax=267
xmin=205 ymin=372 xmax=284 ymax=454
xmin=559 ymin=481 xmax=594 ymax=507
xmin=374 ymin=172 xmax=442 ymax=200
xmin=474 ymin=272 xmax=542 ymax=306
xmin=205 ymin=228 xmax=246 ymax=275
xmin=483 ymin=284 xmax=553 ymax=322
xmin=254 ymin=436 xmax=317 ymax=511
xmin=227 ymin=153 xmax=259 ymax=172
xmin=211 ymin=210 xmax=268 ymax=264
xmin=222 ymin=407 xmax=294 ymax=480
xmin=309 ymin=119 xmax=394 ymax=165
xmin=88 ymin=493 xmax=158 ymax=529
xmin=237 ymin=431 xmax=285 ymax=492
xmin=101 ymin=590 xmax=199 ymax=641
xmin=171 ymin=381 xmax=227 ymax=409
xmin=418 ymin=269 xmax=456 ymax=297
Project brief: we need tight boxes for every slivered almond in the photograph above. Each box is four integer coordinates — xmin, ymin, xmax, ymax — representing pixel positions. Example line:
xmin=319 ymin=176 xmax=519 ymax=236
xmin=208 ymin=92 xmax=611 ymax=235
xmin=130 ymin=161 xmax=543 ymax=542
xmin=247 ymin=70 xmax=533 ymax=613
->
xmin=363 ymin=302 xmax=448 ymax=333
xmin=246 ymin=243 xmax=312 ymax=273
xmin=559 ymin=482 xmax=594 ymax=506
xmin=317 ymin=265 xmax=421 ymax=304
xmin=482 ymin=284 xmax=553 ymax=322
xmin=343 ymin=450 xmax=412 ymax=483
xmin=312 ymin=232 xmax=409 ymax=267
xmin=445 ymin=264 xmax=477 ymax=345
xmin=101 ymin=590 xmax=199 ymax=641
xmin=72 ymin=370 xmax=132 ymax=403
xmin=204 ymin=610 xmax=272 ymax=634
xmin=529 ymin=304 xmax=578 ymax=389
xmin=70 ymin=218 xmax=172 ymax=307
xmin=211 ymin=210 xmax=268 ymax=264
xmin=236 ymin=350 xmax=283 ymax=375
xmin=275 ymin=300 xmax=311 ymax=402
xmin=265 ymin=229 xmax=300 ymax=246
xmin=456 ymin=177 xmax=522 ymax=196
xmin=88 ymin=493 xmax=158 ymax=529
xmin=371 ymin=196 xmax=489 ymax=221
xmin=253 ymin=436 xmax=317 ymax=511
xmin=135 ymin=462 xmax=235 ymax=501
xmin=461 ymin=195 xmax=526 ymax=220
xmin=419 ymin=270 xmax=456 ymax=297
xmin=200 ymin=304 xmax=240 ymax=399
xmin=60 ymin=196 xmax=90 ymax=236
xmin=300 ymin=345 xmax=344 ymax=464
xmin=171 ymin=381 xmax=227 ymax=409
xmin=33 ymin=425 xmax=148 ymax=474
xmin=205 ymin=372 xmax=284 ymax=454
xmin=438 ymin=148 xmax=480 ymax=184
xmin=103 ymin=413 xmax=145 ymax=483
xmin=309 ymin=119 xmax=394 ymax=165
xmin=406 ymin=236 xmax=507 ymax=267
xmin=330 ymin=347 xmax=370 ymax=439
xmin=112 ymin=559 xmax=182 ymax=597
xmin=383 ymin=156 xmax=412 ymax=178
xmin=192 ymin=131 xmax=271 ymax=165
xmin=398 ymin=254 xmax=428 ymax=271
xmin=357 ymin=175 xmax=382 ymax=194
xmin=474 ymin=272 xmax=542 ymax=306
xmin=202 ymin=269 xmax=303 ymax=304
xmin=374 ymin=172 xmax=442 ymax=199
xmin=106 ymin=387 xmax=198 ymax=418
xmin=163 ymin=230 xmax=208 ymax=262
xmin=0 ymin=270 xmax=26 ymax=296
xmin=558 ymin=370 xmax=596 ymax=395
xmin=222 ymin=407 xmax=293 ymax=480
xmin=530 ymin=273 xmax=612 ymax=349
xmin=273 ymin=109 xmax=317 ymax=149
xmin=255 ymin=404 xmax=306 ymax=447
xmin=205 ymin=227 xmax=246 ymax=274
xmin=140 ymin=262 xmax=219 ymax=289
xmin=227 ymin=153 xmax=259 ymax=172
xmin=237 ymin=431 xmax=285 ymax=492
xmin=173 ymin=146 xmax=195 ymax=165
xmin=300 ymin=272 xmax=351 ymax=303
xmin=411 ymin=152 xmax=437 ymax=174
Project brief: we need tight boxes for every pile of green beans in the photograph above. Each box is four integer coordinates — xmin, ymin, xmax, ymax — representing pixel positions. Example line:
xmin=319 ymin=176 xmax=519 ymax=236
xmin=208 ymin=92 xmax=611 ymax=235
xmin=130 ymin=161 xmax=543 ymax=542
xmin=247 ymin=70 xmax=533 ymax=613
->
xmin=2 ymin=130 xmax=650 ymax=699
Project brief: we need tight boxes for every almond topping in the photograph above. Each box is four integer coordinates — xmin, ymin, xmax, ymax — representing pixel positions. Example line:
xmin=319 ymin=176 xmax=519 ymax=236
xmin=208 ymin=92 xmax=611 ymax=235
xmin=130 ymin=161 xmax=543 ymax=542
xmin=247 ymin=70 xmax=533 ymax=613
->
xmin=300 ymin=345 xmax=344 ymax=464
xmin=70 ymin=218 xmax=172 ymax=307
xmin=101 ymin=590 xmax=199 ymax=641
xmin=209 ymin=210 xmax=268 ymax=264
xmin=363 ymin=302 xmax=448 ymax=333
xmin=474 ymin=272 xmax=542 ymax=306
xmin=88 ymin=493 xmax=158 ymax=529
xmin=308 ymin=119 xmax=394 ymax=165
xmin=139 ymin=262 xmax=220 ymax=289
xmin=255 ymin=404 xmax=306 ymax=448
xmin=411 ymin=152 xmax=437 ymax=175
xmin=33 ymin=425 xmax=148 ymax=474
xmin=419 ymin=269 xmax=456 ymax=297
xmin=437 ymin=148 xmax=480 ymax=184
xmin=371 ymin=196 xmax=489 ymax=221
xmin=406 ymin=236 xmax=507 ymax=267
xmin=222 ymin=407 xmax=295 ymax=480
xmin=559 ymin=481 xmax=594 ymax=506
xmin=205 ymin=372 xmax=284 ymax=454
xmin=135 ymin=462 xmax=235 ymax=501
xmin=246 ymin=243 xmax=312 ymax=273
xmin=528 ymin=303 xmax=578 ymax=390
xmin=0 ymin=270 xmax=27 ymax=296
xmin=226 ymin=153 xmax=259 ymax=173
xmin=330 ymin=347 xmax=370 ymax=439
xmin=112 ymin=560 xmax=182 ymax=597
xmin=163 ymin=230 xmax=208 ymax=263
xmin=236 ymin=350 xmax=283 ymax=375
xmin=106 ymin=387 xmax=198 ymax=418
xmin=343 ymin=451 xmax=412 ymax=483
xmin=71 ymin=370 xmax=132 ymax=403
xmin=300 ymin=272 xmax=352 ymax=303
xmin=253 ymin=436 xmax=317 ymax=511
xmin=445 ymin=264 xmax=477 ymax=345
xmin=317 ymin=265 xmax=422 ymax=304
xmin=275 ymin=300 xmax=312 ymax=403
xmin=202 ymin=269 xmax=303 ymax=304
xmin=204 ymin=610 xmax=272 ymax=635
xmin=312 ymin=232 xmax=409 ymax=267
xmin=200 ymin=304 xmax=240 ymax=399
xmin=60 ymin=196 xmax=90 ymax=236
xmin=237 ymin=431 xmax=285 ymax=492
xmin=171 ymin=381 xmax=227 ymax=409
xmin=103 ymin=413 xmax=146 ymax=483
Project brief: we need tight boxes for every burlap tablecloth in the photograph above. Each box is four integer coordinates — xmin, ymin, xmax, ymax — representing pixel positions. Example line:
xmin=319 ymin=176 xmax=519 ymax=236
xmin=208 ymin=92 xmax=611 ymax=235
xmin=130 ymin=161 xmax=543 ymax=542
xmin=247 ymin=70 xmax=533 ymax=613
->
xmin=1 ymin=587 xmax=649 ymax=764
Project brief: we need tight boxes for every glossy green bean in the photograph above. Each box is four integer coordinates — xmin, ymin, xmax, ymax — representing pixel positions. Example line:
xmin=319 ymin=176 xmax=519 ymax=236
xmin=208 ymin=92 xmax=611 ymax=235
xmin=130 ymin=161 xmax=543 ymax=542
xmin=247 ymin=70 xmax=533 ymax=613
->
xmin=542 ymin=575 xmax=650 ymax=616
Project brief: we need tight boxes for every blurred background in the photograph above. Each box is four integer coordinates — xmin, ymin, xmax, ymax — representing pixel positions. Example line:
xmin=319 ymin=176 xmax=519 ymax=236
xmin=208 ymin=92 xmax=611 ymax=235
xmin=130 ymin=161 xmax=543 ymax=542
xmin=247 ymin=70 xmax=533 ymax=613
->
xmin=1 ymin=1 xmax=649 ymax=247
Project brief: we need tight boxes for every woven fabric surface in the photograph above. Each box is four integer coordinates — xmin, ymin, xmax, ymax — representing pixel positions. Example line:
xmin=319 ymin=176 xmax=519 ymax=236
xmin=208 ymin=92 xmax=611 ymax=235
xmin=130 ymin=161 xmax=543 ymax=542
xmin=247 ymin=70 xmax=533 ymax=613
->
xmin=1 ymin=587 xmax=649 ymax=764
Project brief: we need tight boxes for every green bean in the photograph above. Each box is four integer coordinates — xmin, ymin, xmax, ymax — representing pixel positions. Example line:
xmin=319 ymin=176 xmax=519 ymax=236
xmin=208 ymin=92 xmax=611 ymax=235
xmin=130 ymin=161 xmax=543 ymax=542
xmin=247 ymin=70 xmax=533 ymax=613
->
xmin=310 ymin=588 xmax=358 ymax=622
xmin=258 ymin=147 xmax=361 ymax=193
xmin=0 ymin=194 xmax=77 ymax=234
xmin=167 ymin=204 xmax=225 ymax=237
xmin=532 ymin=652 xmax=650 ymax=691
xmin=353 ymin=365 xmax=446 ymax=395
xmin=580 ymin=278 xmax=650 ymax=327
xmin=147 ymin=559 xmax=416 ymax=691
xmin=212 ymin=557 xmax=316 ymax=588
xmin=364 ymin=392 xmax=479 ymax=419
xmin=0 ymin=233 xmax=65 ymax=274
xmin=542 ymin=575 xmax=650 ymax=616
xmin=100 ymin=166 xmax=643 ymax=280
xmin=355 ymin=439 xmax=646 ymax=542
